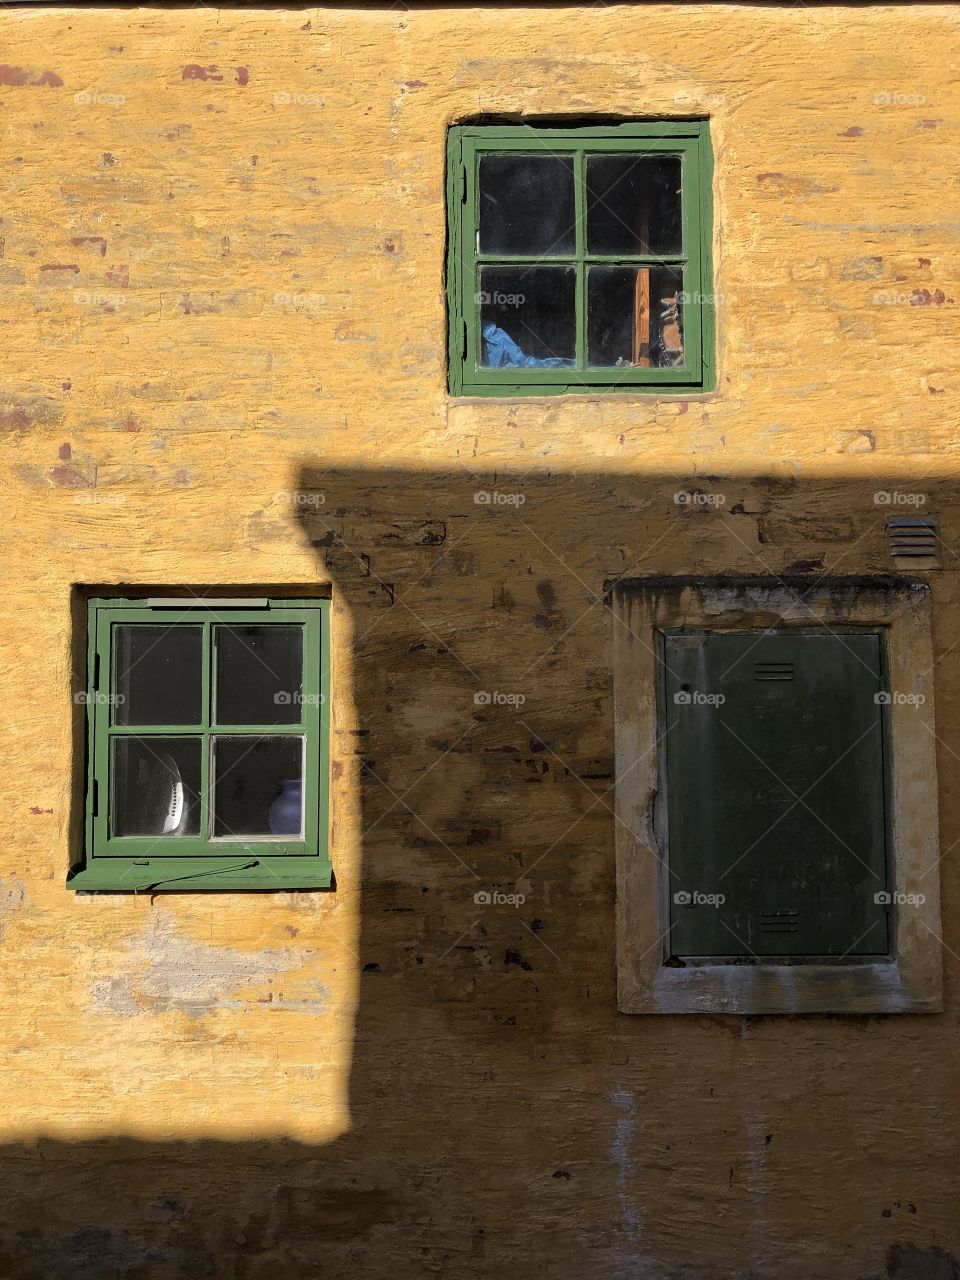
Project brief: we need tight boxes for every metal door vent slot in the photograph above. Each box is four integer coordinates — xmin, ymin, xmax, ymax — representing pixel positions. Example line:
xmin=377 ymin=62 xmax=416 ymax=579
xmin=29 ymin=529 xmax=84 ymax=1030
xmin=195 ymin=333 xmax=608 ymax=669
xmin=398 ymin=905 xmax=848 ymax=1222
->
xmin=754 ymin=661 xmax=794 ymax=681
xmin=886 ymin=515 xmax=940 ymax=566
xmin=758 ymin=909 xmax=800 ymax=933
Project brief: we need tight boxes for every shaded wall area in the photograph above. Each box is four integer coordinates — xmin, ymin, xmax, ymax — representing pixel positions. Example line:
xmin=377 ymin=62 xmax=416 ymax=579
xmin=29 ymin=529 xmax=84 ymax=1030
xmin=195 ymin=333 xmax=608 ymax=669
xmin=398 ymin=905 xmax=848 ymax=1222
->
xmin=3 ymin=466 xmax=960 ymax=1279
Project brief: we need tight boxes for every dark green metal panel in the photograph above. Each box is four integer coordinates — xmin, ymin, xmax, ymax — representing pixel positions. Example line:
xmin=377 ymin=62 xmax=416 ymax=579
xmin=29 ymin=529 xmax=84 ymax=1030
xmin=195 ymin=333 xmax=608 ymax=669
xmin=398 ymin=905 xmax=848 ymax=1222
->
xmin=663 ymin=631 xmax=889 ymax=959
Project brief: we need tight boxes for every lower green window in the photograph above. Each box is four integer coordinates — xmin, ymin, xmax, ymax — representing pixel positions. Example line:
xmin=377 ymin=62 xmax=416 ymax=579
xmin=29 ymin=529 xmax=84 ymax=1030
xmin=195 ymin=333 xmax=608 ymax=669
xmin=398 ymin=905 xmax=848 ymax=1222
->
xmin=68 ymin=597 xmax=331 ymax=892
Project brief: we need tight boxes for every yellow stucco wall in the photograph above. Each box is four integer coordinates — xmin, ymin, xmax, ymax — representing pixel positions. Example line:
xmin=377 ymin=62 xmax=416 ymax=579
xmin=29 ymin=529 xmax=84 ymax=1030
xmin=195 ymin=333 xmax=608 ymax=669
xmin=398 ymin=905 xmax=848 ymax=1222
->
xmin=2 ymin=4 xmax=960 ymax=1276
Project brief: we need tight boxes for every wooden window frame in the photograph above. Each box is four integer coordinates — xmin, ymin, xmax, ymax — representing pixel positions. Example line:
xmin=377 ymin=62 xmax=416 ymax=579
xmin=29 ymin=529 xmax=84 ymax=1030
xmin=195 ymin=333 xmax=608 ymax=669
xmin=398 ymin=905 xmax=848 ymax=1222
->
xmin=68 ymin=596 xmax=332 ymax=892
xmin=446 ymin=120 xmax=716 ymax=397
xmin=611 ymin=577 xmax=942 ymax=1015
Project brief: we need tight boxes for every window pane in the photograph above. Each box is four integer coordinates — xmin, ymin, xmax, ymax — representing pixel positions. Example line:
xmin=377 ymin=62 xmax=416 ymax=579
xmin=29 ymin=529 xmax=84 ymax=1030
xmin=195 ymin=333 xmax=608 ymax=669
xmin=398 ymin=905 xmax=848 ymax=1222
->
xmin=112 ymin=737 xmax=202 ymax=837
xmin=479 ymin=266 xmax=576 ymax=369
xmin=478 ymin=154 xmax=575 ymax=255
xmin=587 ymin=265 xmax=685 ymax=368
xmin=215 ymin=624 xmax=304 ymax=725
xmin=586 ymin=154 xmax=682 ymax=256
xmin=213 ymin=736 xmax=303 ymax=838
xmin=114 ymin=625 xmax=203 ymax=726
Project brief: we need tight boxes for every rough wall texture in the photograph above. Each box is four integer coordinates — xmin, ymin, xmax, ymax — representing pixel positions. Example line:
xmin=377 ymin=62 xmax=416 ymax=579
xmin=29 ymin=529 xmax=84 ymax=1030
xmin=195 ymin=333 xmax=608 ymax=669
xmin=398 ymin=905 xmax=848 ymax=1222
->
xmin=2 ymin=4 xmax=960 ymax=1277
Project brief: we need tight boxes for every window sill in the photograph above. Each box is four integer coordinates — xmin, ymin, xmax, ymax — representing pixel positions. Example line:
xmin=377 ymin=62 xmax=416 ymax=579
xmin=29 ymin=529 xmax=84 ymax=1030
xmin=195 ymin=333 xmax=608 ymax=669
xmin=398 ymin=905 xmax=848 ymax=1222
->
xmin=67 ymin=857 xmax=333 ymax=893
xmin=620 ymin=961 xmax=941 ymax=1017
xmin=451 ymin=379 xmax=715 ymax=400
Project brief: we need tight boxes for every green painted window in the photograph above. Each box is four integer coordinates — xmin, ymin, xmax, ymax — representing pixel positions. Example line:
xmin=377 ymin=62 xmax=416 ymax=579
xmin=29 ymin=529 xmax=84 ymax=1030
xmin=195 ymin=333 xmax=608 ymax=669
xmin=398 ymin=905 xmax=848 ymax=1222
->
xmin=663 ymin=631 xmax=890 ymax=960
xmin=446 ymin=121 xmax=715 ymax=396
xmin=68 ymin=597 xmax=331 ymax=892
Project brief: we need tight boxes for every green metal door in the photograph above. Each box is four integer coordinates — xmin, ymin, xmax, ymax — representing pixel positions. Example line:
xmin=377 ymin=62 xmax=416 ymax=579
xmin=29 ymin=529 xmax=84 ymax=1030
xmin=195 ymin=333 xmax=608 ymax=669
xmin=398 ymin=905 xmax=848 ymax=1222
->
xmin=663 ymin=631 xmax=889 ymax=959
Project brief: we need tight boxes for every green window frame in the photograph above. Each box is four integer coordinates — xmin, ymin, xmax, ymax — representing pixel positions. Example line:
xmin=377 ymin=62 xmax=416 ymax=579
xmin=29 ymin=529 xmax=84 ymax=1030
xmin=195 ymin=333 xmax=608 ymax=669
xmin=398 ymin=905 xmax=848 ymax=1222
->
xmin=446 ymin=120 xmax=715 ymax=397
xmin=68 ymin=597 xmax=332 ymax=892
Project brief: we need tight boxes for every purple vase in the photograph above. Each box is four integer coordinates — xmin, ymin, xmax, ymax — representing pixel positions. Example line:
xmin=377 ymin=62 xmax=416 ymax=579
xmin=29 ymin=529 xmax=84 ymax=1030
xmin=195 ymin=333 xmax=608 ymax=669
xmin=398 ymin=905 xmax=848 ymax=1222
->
xmin=268 ymin=778 xmax=302 ymax=836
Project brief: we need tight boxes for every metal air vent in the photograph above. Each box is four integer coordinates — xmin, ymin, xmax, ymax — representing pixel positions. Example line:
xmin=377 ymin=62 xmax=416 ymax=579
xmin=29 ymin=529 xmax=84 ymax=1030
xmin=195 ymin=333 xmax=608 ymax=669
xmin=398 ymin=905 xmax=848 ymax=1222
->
xmin=886 ymin=515 xmax=940 ymax=568
xmin=758 ymin=909 xmax=800 ymax=934
xmin=754 ymin=660 xmax=794 ymax=681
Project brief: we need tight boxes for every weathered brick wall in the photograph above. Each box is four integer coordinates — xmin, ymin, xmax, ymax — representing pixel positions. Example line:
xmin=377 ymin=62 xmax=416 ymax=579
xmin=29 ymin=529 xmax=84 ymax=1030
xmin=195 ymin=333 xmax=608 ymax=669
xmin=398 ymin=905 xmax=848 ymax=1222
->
xmin=1 ymin=5 xmax=960 ymax=1277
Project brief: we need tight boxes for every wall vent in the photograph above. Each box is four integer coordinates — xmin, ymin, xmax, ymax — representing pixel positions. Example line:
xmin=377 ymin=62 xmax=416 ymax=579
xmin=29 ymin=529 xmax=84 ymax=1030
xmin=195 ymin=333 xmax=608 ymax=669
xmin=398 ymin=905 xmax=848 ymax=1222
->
xmin=754 ymin=660 xmax=794 ymax=681
xmin=758 ymin=909 xmax=800 ymax=933
xmin=886 ymin=515 xmax=940 ymax=568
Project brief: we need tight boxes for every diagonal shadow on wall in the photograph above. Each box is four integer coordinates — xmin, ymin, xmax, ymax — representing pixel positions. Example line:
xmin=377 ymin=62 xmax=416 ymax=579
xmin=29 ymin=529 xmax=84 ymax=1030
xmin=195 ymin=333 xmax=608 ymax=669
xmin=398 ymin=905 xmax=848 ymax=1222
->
xmin=2 ymin=462 xmax=960 ymax=1280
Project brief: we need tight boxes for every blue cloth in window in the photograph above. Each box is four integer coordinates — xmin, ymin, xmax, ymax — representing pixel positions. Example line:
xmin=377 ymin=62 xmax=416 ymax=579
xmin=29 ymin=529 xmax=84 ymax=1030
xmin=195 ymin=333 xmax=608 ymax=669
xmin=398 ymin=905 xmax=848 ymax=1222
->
xmin=481 ymin=324 xmax=575 ymax=369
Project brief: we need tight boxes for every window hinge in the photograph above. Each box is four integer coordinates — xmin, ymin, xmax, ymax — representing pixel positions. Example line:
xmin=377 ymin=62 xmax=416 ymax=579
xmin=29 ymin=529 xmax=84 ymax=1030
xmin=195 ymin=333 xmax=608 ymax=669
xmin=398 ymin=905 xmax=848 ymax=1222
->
xmin=460 ymin=163 xmax=467 ymax=204
xmin=92 ymin=779 xmax=99 ymax=818
xmin=93 ymin=652 xmax=100 ymax=691
xmin=462 ymin=319 xmax=468 ymax=360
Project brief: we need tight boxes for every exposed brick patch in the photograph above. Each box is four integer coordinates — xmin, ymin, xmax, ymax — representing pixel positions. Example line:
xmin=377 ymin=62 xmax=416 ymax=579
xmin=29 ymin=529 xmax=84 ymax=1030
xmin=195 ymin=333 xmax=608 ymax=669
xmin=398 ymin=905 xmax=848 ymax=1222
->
xmin=49 ymin=463 xmax=94 ymax=488
xmin=182 ymin=64 xmax=223 ymax=82
xmin=0 ymin=64 xmax=63 ymax=87
xmin=911 ymin=288 xmax=954 ymax=306
xmin=70 ymin=236 xmax=107 ymax=257
xmin=840 ymin=255 xmax=883 ymax=281
xmin=181 ymin=64 xmax=249 ymax=85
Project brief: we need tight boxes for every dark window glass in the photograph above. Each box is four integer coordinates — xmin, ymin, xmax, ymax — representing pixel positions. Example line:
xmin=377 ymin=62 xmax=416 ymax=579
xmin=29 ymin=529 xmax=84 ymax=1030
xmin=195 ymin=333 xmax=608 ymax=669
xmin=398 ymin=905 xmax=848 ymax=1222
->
xmin=215 ymin=625 xmax=303 ymax=725
xmin=112 ymin=737 xmax=202 ymax=837
xmin=213 ymin=736 xmax=304 ymax=838
xmin=114 ymin=625 xmax=203 ymax=726
xmin=479 ymin=266 xmax=576 ymax=368
xmin=586 ymin=154 xmax=682 ymax=256
xmin=479 ymin=154 xmax=576 ymax=256
xmin=587 ymin=265 xmax=685 ymax=368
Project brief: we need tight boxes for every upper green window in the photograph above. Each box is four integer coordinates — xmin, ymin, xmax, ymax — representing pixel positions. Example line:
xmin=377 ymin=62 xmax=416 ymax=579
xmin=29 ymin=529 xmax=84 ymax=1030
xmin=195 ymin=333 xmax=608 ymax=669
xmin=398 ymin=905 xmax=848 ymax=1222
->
xmin=446 ymin=121 xmax=714 ymax=396
xmin=68 ymin=597 xmax=331 ymax=892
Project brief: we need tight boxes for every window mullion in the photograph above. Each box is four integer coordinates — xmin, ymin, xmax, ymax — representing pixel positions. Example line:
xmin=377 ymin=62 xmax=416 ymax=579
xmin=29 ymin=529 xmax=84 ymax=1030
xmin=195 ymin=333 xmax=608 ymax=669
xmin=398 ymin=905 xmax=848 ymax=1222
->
xmin=574 ymin=148 xmax=586 ymax=371
xmin=200 ymin=619 xmax=212 ymax=843
xmin=92 ymin=607 xmax=112 ymax=851
xmin=464 ymin=140 xmax=479 ymax=379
